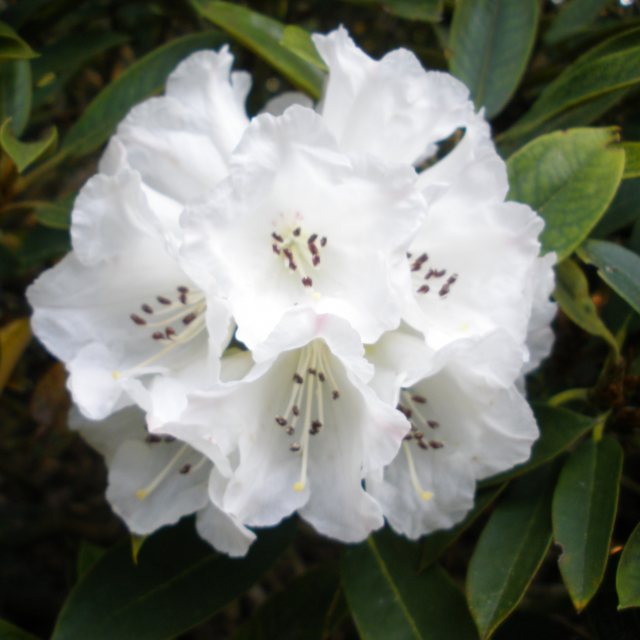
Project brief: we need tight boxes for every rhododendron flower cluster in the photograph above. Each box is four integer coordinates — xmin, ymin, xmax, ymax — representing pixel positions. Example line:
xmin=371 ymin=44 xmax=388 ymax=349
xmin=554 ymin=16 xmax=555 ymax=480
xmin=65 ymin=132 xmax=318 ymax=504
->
xmin=27 ymin=27 xmax=555 ymax=556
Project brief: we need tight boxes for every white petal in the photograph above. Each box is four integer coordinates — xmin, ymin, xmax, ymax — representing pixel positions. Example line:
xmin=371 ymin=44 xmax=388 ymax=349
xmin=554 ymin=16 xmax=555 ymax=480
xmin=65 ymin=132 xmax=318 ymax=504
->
xmin=182 ymin=105 xmax=425 ymax=347
xmin=261 ymin=91 xmax=313 ymax=116
xmin=313 ymin=27 xmax=475 ymax=164
xmin=165 ymin=48 xmax=250 ymax=154
xmin=196 ymin=502 xmax=256 ymax=558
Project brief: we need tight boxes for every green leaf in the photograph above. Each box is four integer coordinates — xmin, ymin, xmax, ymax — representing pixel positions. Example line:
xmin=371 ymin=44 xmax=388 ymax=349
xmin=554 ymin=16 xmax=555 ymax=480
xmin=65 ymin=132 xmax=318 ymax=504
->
xmin=0 ymin=20 xmax=37 ymax=60
xmin=553 ymin=258 xmax=619 ymax=354
xmin=342 ymin=529 xmax=478 ymax=640
xmin=592 ymin=178 xmax=640 ymax=237
xmin=233 ymin=567 xmax=339 ymax=640
xmin=623 ymin=142 xmax=640 ymax=179
xmin=449 ymin=0 xmax=538 ymax=118
xmin=419 ymin=484 xmax=505 ymax=571
xmin=191 ymin=1 xmax=324 ymax=99
xmin=0 ymin=118 xmax=57 ymax=172
xmin=617 ymin=522 xmax=640 ymax=609
xmin=0 ymin=619 xmax=39 ymax=640
xmin=337 ymin=0 xmax=443 ymax=21
xmin=552 ymin=436 xmax=623 ymax=612
xmin=507 ymin=128 xmax=625 ymax=260
xmin=511 ymin=30 xmax=640 ymax=135
xmin=280 ymin=25 xmax=327 ymax=72
xmin=32 ymin=30 xmax=128 ymax=107
xmin=579 ymin=239 xmax=640 ymax=315
xmin=467 ymin=468 xmax=555 ymax=640
xmin=545 ymin=0 xmax=612 ymax=44
xmin=61 ymin=31 xmax=226 ymax=158
xmin=482 ymin=404 xmax=598 ymax=486
xmin=51 ymin=519 xmax=294 ymax=640
xmin=33 ymin=197 xmax=73 ymax=230
xmin=76 ymin=541 xmax=105 ymax=581
xmin=0 ymin=59 xmax=31 ymax=136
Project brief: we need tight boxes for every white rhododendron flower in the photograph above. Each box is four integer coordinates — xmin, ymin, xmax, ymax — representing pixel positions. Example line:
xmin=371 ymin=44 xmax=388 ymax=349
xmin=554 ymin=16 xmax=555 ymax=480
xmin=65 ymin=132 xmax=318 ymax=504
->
xmin=27 ymin=25 xmax=556 ymax=554
xmin=71 ymin=406 xmax=255 ymax=557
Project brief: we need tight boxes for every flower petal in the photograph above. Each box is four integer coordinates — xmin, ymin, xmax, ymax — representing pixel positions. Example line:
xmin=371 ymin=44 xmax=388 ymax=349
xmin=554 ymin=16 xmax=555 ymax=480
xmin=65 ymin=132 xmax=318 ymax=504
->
xmin=313 ymin=27 xmax=474 ymax=165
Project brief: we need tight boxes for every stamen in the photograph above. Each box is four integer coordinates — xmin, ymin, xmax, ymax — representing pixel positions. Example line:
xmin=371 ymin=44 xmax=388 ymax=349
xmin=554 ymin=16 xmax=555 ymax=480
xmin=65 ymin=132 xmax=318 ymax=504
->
xmin=293 ymin=347 xmax=318 ymax=492
xmin=142 ymin=304 xmax=154 ymax=314
xmin=157 ymin=296 xmax=171 ymax=305
xmin=412 ymin=394 xmax=427 ymax=404
xmin=402 ymin=442 xmax=433 ymax=501
xmin=179 ymin=464 xmax=191 ymax=474
xmin=136 ymin=444 xmax=188 ymax=500
xmin=130 ymin=313 xmax=146 ymax=326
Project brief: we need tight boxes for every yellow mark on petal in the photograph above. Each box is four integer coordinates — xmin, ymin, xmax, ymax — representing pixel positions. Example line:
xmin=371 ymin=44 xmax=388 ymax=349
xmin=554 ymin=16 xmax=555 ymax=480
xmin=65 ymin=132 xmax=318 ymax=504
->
xmin=420 ymin=490 xmax=434 ymax=501
xmin=135 ymin=489 xmax=148 ymax=501
xmin=112 ymin=370 xmax=121 ymax=380
xmin=459 ymin=322 xmax=470 ymax=332
xmin=293 ymin=481 xmax=305 ymax=492
xmin=312 ymin=292 xmax=321 ymax=301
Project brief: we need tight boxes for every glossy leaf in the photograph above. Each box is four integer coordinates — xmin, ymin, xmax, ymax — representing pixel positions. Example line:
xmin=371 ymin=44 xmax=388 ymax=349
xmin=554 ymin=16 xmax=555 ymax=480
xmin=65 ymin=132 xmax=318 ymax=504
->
xmin=545 ymin=0 xmax=612 ymax=44
xmin=507 ymin=128 xmax=625 ymax=260
xmin=419 ymin=484 xmax=505 ymax=571
xmin=0 ymin=318 xmax=31 ymax=393
xmin=512 ymin=31 xmax=640 ymax=135
xmin=76 ymin=542 xmax=105 ymax=581
xmin=467 ymin=469 xmax=555 ymax=640
xmin=0 ymin=59 xmax=31 ymax=136
xmin=51 ymin=519 xmax=294 ymax=640
xmin=342 ymin=529 xmax=478 ymax=640
xmin=280 ymin=25 xmax=327 ymax=71
xmin=0 ymin=118 xmax=57 ymax=172
xmin=623 ymin=142 xmax=640 ymax=178
xmin=579 ymin=239 xmax=640 ymax=315
xmin=33 ymin=198 xmax=73 ymax=230
xmin=336 ymin=0 xmax=443 ymax=21
xmin=449 ymin=0 xmax=538 ymax=118
xmin=191 ymin=0 xmax=324 ymax=99
xmin=552 ymin=436 xmax=623 ymax=612
xmin=61 ymin=31 xmax=226 ymax=158
xmin=553 ymin=258 xmax=619 ymax=353
xmin=593 ymin=178 xmax=640 ymax=237
xmin=0 ymin=20 xmax=37 ymax=60
xmin=617 ymin=522 xmax=640 ymax=609
xmin=482 ymin=403 xmax=598 ymax=486
xmin=0 ymin=619 xmax=39 ymax=640
xmin=233 ymin=567 xmax=339 ymax=640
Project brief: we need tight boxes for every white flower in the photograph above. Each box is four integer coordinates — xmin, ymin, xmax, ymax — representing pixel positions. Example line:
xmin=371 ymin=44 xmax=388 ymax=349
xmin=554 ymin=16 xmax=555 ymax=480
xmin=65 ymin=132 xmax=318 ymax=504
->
xmin=71 ymin=406 xmax=255 ymax=557
xmin=26 ymin=49 xmax=251 ymax=422
xmin=157 ymin=309 xmax=410 ymax=543
xmin=365 ymin=328 xmax=538 ymax=539
xmin=181 ymin=104 xmax=425 ymax=349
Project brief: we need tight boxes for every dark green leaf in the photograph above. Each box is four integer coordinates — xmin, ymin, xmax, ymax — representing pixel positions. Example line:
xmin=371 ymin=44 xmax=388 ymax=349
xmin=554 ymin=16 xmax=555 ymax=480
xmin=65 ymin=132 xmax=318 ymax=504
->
xmin=545 ymin=0 xmax=613 ymax=44
xmin=0 ymin=20 xmax=37 ymax=60
xmin=419 ymin=484 xmax=505 ymax=571
xmin=553 ymin=258 xmax=619 ymax=353
xmin=593 ymin=178 xmax=640 ymax=237
xmin=449 ymin=0 xmax=538 ymax=118
xmin=0 ymin=619 xmax=39 ymax=640
xmin=51 ymin=519 xmax=294 ymax=640
xmin=233 ymin=567 xmax=339 ymax=640
xmin=191 ymin=0 xmax=324 ymax=99
xmin=617 ymin=522 xmax=640 ymax=609
xmin=0 ymin=59 xmax=31 ymax=136
xmin=511 ymin=30 xmax=640 ymax=135
xmin=33 ymin=197 xmax=73 ymax=230
xmin=342 ymin=529 xmax=478 ymax=640
xmin=507 ymin=128 xmax=625 ymax=260
xmin=467 ymin=468 xmax=555 ymax=640
xmin=0 ymin=118 xmax=57 ymax=172
xmin=76 ymin=541 xmax=106 ymax=581
xmin=17 ymin=226 xmax=69 ymax=268
xmin=623 ymin=142 xmax=640 ymax=179
xmin=482 ymin=404 xmax=598 ymax=486
xmin=32 ymin=31 xmax=128 ymax=108
xmin=61 ymin=31 xmax=226 ymax=158
xmin=552 ymin=436 xmax=623 ymax=611
xmin=337 ymin=0 xmax=443 ymax=21
xmin=579 ymin=239 xmax=640 ymax=315
xmin=280 ymin=26 xmax=327 ymax=72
